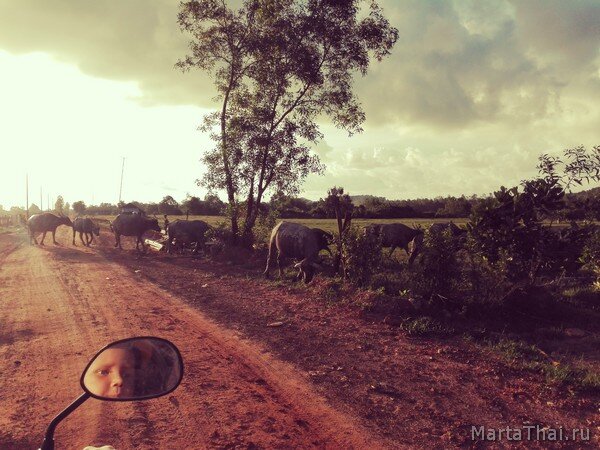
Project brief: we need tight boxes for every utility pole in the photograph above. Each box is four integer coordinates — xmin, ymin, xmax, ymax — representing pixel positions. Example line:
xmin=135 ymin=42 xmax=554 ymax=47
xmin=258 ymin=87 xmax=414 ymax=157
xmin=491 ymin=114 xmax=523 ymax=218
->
xmin=47 ymin=193 xmax=49 ymax=212
xmin=40 ymin=187 xmax=43 ymax=212
xmin=25 ymin=174 xmax=29 ymax=217
xmin=118 ymin=157 xmax=125 ymax=204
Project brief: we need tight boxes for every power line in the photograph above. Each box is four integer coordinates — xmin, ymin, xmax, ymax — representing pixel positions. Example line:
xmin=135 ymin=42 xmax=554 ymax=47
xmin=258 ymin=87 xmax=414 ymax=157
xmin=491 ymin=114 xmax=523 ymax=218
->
xmin=118 ymin=157 xmax=125 ymax=204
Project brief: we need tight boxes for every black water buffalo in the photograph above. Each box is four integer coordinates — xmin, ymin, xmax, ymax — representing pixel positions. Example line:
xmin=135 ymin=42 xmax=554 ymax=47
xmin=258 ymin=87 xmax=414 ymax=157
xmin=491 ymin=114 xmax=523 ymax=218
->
xmin=111 ymin=213 xmax=161 ymax=252
xmin=166 ymin=220 xmax=211 ymax=254
xmin=364 ymin=223 xmax=423 ymax=264
xmin=264 ymin=221 xmax=329 ymax=283
xmin=27 ymin=213 xmax=73 ymax=245
xmin=72 ymin=217 xmax=100 ymax=247
xmin=311 ymin=228 xmax=334 ymax=256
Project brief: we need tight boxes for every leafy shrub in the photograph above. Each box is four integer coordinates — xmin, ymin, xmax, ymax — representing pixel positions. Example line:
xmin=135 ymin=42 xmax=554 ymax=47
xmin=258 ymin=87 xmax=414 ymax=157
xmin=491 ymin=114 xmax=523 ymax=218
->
xmin=403 ymin=227 xmax=462 ymax=301
xmin=399 ymin=316 xmax=454 ymax=336
xmin=580 ymin=227 xmax=600 ymax=287
xmin=468 ymin=185 xmax=551 ymax=281
xmin=207 ymin=220 xmax=233 ymax=244
xmin=370 ymin=272 xmax=405 ymax=296
xmin=341 ymin=224 xmax=383 ymax=287
xmin=253 ymin=208 xmax=279 ymax=245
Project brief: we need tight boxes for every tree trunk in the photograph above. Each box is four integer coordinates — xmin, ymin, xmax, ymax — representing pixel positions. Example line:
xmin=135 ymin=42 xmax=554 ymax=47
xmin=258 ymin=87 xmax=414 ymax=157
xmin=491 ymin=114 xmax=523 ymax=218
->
xmin=334 ymin=210 xmax=352 ymax=277
xmin=241 ymin=180 xmax=267 ymax=247
xmin=221 ymin=70 xmax=238 ymax=244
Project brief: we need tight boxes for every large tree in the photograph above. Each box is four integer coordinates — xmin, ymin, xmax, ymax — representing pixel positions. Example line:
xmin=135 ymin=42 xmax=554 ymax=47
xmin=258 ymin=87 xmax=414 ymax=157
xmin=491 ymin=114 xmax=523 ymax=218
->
xmin=178 ymin=0 xmax=397 ymax=244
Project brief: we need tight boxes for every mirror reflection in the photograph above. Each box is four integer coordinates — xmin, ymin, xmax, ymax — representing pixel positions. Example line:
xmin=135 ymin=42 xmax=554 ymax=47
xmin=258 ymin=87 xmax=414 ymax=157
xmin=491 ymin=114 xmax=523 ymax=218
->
xmin=82 ymin=337 xmax=182 ymax=401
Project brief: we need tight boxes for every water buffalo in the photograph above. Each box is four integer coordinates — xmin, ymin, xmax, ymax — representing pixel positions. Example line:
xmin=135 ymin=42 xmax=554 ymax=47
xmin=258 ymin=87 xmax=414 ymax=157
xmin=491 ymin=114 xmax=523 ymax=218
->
xmin=111 ymin=213 xmax=161 ymax=252
xmin=166 ymin=220 xmax=211 ymax=254
xmin=364 ymin=223 xmax=423 ymax=264
xmin=27 ymin=213 xmax=73 ymax=245
xmin=264 ymin=221 xmax=328 ymax=283
xmin=72 ymin=217 xmax=100 ymax=247
xmin=311 ymin=228 xmax=334 ymax=256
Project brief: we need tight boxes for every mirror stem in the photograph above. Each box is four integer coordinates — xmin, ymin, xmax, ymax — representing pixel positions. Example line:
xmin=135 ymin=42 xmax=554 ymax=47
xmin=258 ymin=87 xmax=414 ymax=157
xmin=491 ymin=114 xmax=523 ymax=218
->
xmin=40 ymin=392 xmax=90 ymax=450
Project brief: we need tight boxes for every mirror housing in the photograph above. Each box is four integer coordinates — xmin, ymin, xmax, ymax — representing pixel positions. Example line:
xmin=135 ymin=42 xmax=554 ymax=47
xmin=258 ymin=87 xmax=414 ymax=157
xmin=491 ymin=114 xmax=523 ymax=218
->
xmin=81 ymin=336 xmax=183 ymax=401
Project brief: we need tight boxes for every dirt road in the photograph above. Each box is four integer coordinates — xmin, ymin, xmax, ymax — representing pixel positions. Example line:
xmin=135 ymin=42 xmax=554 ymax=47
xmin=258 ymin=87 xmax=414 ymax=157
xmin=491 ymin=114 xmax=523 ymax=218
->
xmin=2 ymin=226 xmax=599 ymax=449
xmin=0 ymin=230 xmax=384 ymax=449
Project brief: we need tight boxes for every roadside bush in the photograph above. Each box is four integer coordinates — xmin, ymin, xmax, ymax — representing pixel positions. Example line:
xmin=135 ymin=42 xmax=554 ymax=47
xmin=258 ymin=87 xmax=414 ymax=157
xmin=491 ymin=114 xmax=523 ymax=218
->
xmin=341 ymin=224 xmax=383 ymax=287
xmin=404 ymin=227 xmax=462 ymax=301
xmin=468 ymin=186 xmax=549 ymax=281
xmin=207 ymin=220 xmax=233 ymax=244
xmin=253 ymin=209 xmax=279 ymax=246
xmin=538 ymin=223 xmax=594 ymax=277
xmin=370 ymin=272 xmax=405 ymax=296
xmin=580 ymin=228 xmax=600 ymax=288
xmin=459 ymin=246 xmax=513 ymax=315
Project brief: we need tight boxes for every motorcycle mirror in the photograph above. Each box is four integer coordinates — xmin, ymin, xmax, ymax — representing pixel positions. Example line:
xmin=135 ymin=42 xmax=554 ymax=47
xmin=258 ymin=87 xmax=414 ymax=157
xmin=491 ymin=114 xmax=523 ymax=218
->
xmin=81 ymin=337 xmax=183 ymax=401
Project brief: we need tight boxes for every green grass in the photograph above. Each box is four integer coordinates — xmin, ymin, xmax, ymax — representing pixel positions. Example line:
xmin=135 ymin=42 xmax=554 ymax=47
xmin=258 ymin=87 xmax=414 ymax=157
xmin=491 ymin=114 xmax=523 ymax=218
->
xmin=94 ymin=214 xmax=225 ymax=229
xmin=94 ymin=215 xmax=468 ymax=232
xmin=487 ymin=338 xmax=600 ymax=393
xmin=399 ymin=316 xmax=454 ymax=336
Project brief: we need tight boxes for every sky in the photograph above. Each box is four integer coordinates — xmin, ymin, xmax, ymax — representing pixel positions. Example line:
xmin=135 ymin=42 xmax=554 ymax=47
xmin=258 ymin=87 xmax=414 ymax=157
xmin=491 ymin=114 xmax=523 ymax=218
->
xmin=0 ymin=0 xmax=598 ymax=210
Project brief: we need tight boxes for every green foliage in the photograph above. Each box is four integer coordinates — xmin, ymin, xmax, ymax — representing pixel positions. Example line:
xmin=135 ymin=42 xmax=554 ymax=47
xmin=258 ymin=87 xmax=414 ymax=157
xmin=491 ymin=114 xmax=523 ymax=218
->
xmin=468 ymin=147 xmax=600 ymax=282
xmin=402 ymin=227 xmax=463 ymax=302
xmin=370 ymin=272 xmax=405 ymax=296
xmin=158 ymin=196 xmax=183 ymax=215
xmin=207 ymin=220 xmax=234 ymax=245
xmin=72 ymin=201 xmax=86 ymax=215
xmin=253 ymin=205 xmax=279 ymax=245
xmin=180 ymin=194 xmax=224 ymax=216
xmin=399 ymin=317 xmax=454 ymax=336
xmin=490 ymin=339 xmax=542 ymax=362
xmin=488 ymin=338 xmax=600 ymax=393
xmin=580 ymin=228 xmax=600 ymax=287
xmin=54 ymin=195 xmax=64 ymax=213
xmin=178 ymin=0 xmax=398 ymax=241
xmin=435 ymin=195 xmax=472 ymax=218
xmin=326 ymin=186 xmax=355 ymax=274
xmin=341 ymin=224 xmax=383 ymax=287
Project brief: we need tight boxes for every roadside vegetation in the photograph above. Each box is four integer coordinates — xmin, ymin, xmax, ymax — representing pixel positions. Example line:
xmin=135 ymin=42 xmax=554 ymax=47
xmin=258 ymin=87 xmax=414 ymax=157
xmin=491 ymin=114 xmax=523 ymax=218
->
xmin=6 ymin=146 xmax=600 ymax=395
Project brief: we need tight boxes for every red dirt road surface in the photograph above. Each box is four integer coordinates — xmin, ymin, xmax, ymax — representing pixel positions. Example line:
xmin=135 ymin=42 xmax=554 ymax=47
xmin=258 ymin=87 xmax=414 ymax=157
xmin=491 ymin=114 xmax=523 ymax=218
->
xmin=0 ymin=231 xmax=382 ymax=449
xmin=1 ymin=227 xmax=598 ymax=449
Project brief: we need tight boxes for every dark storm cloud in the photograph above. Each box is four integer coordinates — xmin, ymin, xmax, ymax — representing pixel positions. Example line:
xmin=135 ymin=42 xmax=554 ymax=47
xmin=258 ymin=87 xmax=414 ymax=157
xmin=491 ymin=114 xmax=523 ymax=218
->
xmin=1 ymin=0 xmax=597 ymax=130
xmin=358 ymin=0 xmax=599 ymax=128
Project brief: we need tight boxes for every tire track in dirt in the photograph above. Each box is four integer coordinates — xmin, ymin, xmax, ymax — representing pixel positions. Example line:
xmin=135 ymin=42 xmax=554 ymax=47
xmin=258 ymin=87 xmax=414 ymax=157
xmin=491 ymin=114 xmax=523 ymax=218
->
xmin=0 ymin=230 xmax=390 ymax=449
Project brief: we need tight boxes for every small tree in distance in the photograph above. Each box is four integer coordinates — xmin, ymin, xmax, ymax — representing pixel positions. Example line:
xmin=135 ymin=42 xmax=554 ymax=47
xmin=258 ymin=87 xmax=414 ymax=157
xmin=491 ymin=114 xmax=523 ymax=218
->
xmin=158 ymin=196 xmax=183 ymax=215
xmin=54 ymin=195 xmax=65 ymax=214
xmin=72 ymin=201 xmax=86 ymax=215
xmin=29 ymin=203 xmax=42 ymax=215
